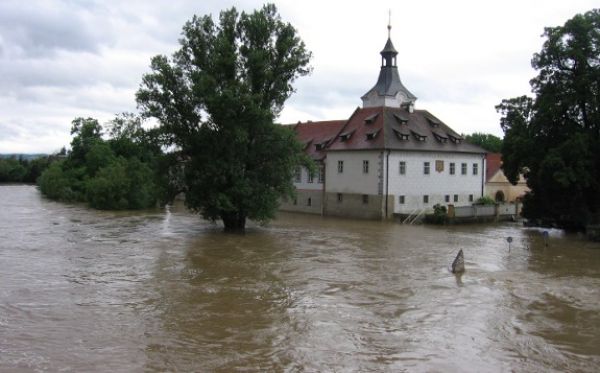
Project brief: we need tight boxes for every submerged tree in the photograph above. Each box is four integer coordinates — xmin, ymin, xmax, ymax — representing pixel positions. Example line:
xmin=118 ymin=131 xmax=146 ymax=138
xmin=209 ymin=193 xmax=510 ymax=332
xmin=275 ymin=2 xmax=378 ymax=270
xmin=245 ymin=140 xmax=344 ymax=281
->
xmin=136 ymin=4 xmax=312 ymax=231
xmin=497 ymin=9 xmax=600 ymax=229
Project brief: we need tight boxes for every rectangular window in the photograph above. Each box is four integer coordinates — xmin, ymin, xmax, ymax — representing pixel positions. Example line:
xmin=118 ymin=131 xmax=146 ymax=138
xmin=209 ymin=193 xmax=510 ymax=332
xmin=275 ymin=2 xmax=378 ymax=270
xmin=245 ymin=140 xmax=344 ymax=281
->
xmin=307 ymin=197 xmax=312 ymax=207
xmin=423 ymin=195 xmax=429 ymax=204
xmin=294 ymin=167 xmax=301 ymax=182
xmin=338 ymin=160 xmax=344 ymax=173
xmin=399 ymin=161 xmax=406 ymax=175
xmin=307 ymin=171 xmax=314 ymax=183
xmin=399 ymin=195 xmax=405 ymax=204
xmin=424 ymin=162 xmax=430 ymax=175
xmin=450 ymin=162 xmax=455 ymax=175
xmin=454 ymin=194 xmax=458 ymax=202
xmin=362 ymin=194 xmax=368 ymax=204
xmin=469 ymin=194 xmax=474 ymax=202
xmin=461 ymin=163 xmax=467 ymax=175
xmin=337 ymin=193 xmax=343 ymax=202
xmin=445 ymin=195 xmax=450 ymax=203
xmin=473 ymin=163 xmax=478 ymax=175
xmin=363 ymin=160 xmax=369 ymax=174
xmin=318 ymin=167 xmax=324 ymax=183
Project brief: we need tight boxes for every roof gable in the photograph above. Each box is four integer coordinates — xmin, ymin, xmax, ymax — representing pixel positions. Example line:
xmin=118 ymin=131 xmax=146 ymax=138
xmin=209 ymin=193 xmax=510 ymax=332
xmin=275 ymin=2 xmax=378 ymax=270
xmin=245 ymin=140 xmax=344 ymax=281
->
xmin=290 ymin=120 xmax=346 ymax=160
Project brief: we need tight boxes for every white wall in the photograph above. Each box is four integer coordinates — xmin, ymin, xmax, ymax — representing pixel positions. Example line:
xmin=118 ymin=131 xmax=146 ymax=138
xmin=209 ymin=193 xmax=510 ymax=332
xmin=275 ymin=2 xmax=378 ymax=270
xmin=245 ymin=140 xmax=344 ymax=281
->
xmin=325 ymin=151 xmax=382 ymax=194
xmin=386 ymin=151 xmax=485 ymax=214
xmin=293 ymin=165 xmax=323 ymax=191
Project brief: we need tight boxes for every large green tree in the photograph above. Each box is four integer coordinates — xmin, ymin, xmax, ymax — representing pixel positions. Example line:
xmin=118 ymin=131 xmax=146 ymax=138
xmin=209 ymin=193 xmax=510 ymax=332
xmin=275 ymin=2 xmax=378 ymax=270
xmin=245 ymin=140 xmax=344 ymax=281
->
xmin=497 ymin=9 xmax=600 ymax=229
xmin=136 ymin=4 xmax=312 ymax=231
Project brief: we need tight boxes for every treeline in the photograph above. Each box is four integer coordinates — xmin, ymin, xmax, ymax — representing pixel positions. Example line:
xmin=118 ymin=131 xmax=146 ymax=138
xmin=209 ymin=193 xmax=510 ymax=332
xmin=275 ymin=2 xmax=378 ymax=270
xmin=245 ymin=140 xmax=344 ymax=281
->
xmin=38 ymin=115 xmax=176 ymax=210
xmin=0 ymin=155 xmax=54 ymax=183
xmin=464 ymin=133 xmax=502 ymax=153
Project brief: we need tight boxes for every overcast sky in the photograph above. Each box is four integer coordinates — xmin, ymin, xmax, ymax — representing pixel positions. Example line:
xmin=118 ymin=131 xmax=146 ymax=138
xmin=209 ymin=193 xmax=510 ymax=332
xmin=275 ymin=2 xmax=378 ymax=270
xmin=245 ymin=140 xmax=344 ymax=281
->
xmin=1 ymin=0 xmax=597 ymax=153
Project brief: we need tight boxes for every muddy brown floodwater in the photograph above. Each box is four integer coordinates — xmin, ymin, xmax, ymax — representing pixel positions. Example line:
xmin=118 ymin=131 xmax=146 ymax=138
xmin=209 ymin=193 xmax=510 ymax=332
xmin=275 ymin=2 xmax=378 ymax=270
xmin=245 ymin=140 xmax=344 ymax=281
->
xmin=1 ymin=185 xmax=600 ymax=372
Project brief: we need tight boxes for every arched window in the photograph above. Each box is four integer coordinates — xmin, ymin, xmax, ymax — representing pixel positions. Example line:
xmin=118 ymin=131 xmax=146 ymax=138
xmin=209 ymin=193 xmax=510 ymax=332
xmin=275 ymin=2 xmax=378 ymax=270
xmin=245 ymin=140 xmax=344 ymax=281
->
xmin=495 ymin=190 xmax=505 ymax=202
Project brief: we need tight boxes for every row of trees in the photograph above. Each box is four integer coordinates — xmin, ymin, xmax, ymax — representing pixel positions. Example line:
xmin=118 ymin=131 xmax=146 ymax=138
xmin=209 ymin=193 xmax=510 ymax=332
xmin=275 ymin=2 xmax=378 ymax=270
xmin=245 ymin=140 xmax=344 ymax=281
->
xmin=0 ymin=156 xmax=53 ymax=183
xmin=38 ymin=116 xmax=173 ymax=210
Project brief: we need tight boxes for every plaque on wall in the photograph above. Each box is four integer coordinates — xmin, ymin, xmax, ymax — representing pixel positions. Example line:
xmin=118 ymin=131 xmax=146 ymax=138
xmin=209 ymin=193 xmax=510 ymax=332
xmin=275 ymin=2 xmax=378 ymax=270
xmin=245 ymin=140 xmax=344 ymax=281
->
xmin=435 ymin=160 xmax=444 ymax=173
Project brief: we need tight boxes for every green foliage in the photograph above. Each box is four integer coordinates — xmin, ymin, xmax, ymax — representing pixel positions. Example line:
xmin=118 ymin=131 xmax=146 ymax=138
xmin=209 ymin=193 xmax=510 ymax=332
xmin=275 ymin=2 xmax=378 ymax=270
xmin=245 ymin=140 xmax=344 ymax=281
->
xmin=0 ymin=156 xmax=52 ymax=183
xmin=37 ymin=115 xmax=167 ymax=210
xmin=475 ymin=195 xmax=496 ymax=205
xmin=136 ymin=4 xmax=312 ymax=231
xmin=426 ymin=204 xmax=448 ymax=224
xmin=497 ymin=9 xmax=600 ymax=230
xmin=38 ymin=161 xmax=80 ymax=201
xmin=464 ymin=132 xmax=503 ymax=153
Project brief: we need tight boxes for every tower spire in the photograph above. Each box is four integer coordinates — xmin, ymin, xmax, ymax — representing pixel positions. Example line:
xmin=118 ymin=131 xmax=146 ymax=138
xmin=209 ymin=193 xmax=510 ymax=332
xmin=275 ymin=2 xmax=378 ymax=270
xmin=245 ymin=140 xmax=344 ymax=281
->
xmin=361 ymin=12 xmax=417 ymax=109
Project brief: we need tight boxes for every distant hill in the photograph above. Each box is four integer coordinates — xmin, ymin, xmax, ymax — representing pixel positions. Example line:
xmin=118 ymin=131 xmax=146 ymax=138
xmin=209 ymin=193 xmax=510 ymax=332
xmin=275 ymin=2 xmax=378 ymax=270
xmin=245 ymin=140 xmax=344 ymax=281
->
xmin=0 ymin=154 xmax=48 ymax=160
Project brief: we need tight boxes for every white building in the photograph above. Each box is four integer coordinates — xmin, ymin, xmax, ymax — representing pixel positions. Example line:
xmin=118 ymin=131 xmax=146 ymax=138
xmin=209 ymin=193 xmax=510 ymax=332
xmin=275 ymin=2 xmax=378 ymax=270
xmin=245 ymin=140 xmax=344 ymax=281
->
xmin=282 ymin=26 xmax=486 ymax=219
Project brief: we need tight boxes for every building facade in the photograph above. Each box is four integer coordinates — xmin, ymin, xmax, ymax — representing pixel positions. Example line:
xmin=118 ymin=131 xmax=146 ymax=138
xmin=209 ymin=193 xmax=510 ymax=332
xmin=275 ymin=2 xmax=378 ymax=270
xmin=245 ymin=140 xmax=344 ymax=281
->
xmin=485 ymin=153 xmax=529 ymax=202
xmin=282 ymin=26 xmax=486 ymax=219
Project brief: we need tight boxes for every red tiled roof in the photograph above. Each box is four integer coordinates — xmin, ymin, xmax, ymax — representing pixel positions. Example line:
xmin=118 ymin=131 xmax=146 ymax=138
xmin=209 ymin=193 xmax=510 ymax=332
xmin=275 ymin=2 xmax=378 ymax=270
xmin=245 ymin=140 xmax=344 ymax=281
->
xmin=486 ymin=153 xmax=502 ymax=181
xmin=290 ymin=120 xmax=346 ymax=160
xmin=327 ymin=107 xmax=385 ymax=151
xmin=327 ymin=106 xmax=486 ymax=154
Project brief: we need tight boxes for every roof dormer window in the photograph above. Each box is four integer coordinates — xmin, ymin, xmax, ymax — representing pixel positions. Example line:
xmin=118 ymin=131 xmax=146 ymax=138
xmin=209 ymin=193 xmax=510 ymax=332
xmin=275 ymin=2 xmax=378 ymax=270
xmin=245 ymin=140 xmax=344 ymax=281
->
xmin=364 ymin=113 xmax=379 ymax=124
xmin=434 ymin=133 xmax=448 ymax=143
xmin=393 ymin=113 xmax=409 ymax=125
xmin=392 ymin=128 xmax=410 ymax=141
xmin=366 ymin=129 xmax=380 ymax=140
xmin=411 ymin=130 xmax=427 ymax=142
xmin=340 ymin=130 xmax=355 ymax=142
xmin=427 ymin=118 xmax=440 ymax=128
xmin=448 ymin=134 xmax=463 ymax=144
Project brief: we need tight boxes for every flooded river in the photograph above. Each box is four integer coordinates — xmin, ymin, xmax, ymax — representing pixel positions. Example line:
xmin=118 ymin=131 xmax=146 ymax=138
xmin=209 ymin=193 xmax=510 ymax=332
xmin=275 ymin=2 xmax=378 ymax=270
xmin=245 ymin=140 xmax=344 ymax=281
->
xmin=1 ymin=185 xmax=599 ymax=372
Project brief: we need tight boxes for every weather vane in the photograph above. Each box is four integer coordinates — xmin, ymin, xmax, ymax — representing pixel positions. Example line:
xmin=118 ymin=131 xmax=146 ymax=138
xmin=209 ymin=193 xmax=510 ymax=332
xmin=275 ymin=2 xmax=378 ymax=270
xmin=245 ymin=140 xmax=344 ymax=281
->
xmin=388 ymin=9 xmax=392 ymax=38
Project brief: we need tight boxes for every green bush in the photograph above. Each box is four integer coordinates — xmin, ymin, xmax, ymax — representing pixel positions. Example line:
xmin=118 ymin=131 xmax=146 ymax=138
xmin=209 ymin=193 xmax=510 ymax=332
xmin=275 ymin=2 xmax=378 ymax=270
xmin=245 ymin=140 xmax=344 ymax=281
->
xmin=426 ymin=203 xmax=448 ymax=224
xmin=86 ymin=159 xmax=130 ymax=209
xmin=38 ymin=161 xmax=73 ymax=200
xmin=475 ymin=195 xmax=496 ymax=205
xmin=38 ymin=116 xmax=167 ymax=210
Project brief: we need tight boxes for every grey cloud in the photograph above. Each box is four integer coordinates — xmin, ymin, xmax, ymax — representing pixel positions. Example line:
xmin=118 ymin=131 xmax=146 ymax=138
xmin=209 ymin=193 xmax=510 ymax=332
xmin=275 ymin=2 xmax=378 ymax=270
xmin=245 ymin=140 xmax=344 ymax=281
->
xmin=0 ymin=1 xmax=115 ymax=57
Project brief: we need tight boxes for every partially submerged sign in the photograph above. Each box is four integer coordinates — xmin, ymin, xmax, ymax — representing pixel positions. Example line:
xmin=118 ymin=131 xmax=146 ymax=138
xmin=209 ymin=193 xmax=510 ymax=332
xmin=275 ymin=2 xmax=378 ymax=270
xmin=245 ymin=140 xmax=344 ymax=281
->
xmin=450 ymin=249 xmax=465 ymax=274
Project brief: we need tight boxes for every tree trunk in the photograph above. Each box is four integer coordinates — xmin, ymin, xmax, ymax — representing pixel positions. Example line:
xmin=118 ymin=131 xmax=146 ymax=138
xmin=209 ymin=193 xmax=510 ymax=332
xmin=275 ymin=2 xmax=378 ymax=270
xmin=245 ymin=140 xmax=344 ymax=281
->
xmin=222 ymin=212 xmax=246 ymax=232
